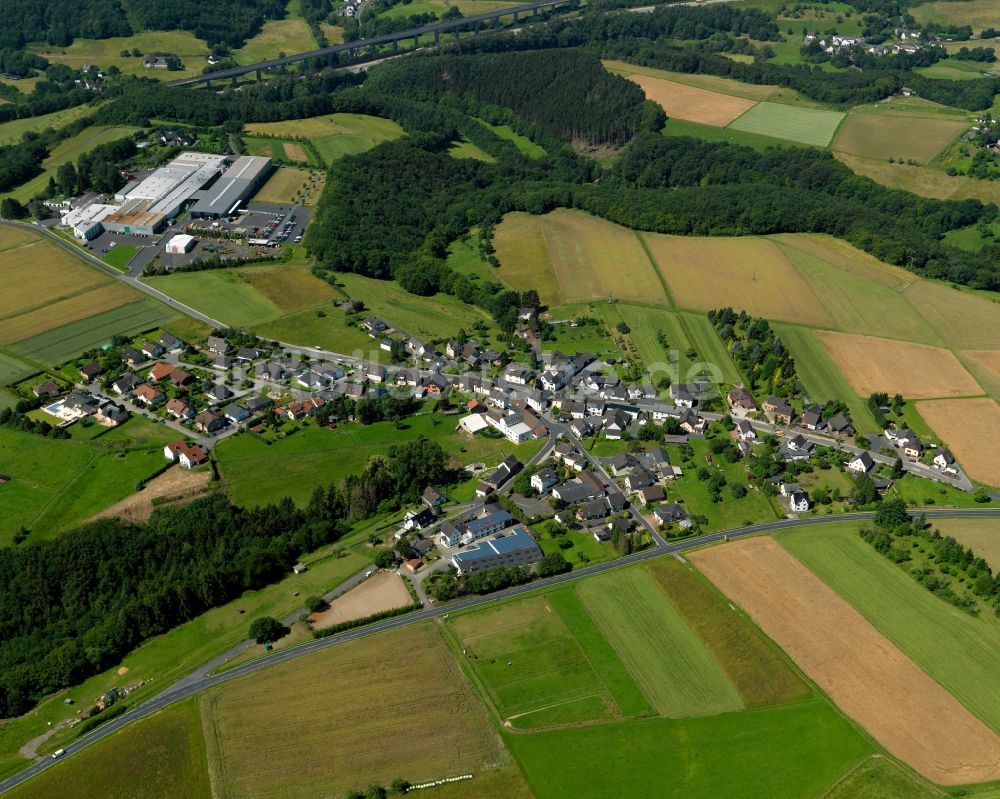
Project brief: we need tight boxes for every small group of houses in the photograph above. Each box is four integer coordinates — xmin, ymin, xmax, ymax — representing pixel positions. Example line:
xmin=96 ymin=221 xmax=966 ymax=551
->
xmin=450 ymin=525 xmax=543 ymax=575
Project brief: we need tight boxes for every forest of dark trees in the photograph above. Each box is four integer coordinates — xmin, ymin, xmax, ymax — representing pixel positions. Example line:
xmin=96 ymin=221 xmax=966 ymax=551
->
xmin=0 ymin=436 xmax=450 ymax=718
xmin=0 ymin=0 xmax=286 ymax=49
xmin=365 ymin=49 xmax=654 ymax=147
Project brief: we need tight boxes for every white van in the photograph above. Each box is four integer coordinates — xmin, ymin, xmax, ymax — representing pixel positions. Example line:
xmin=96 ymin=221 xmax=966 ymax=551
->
xmin=52 ymin=749 xmax=65 ymax=759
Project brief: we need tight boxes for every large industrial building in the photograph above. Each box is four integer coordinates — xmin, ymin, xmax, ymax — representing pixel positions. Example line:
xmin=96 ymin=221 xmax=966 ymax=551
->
xmin=60 ymin=152 xmax=271 ymax=239
xmin=105 ymin=152 xmax=228 ymax=235
xmin=189 ymin=156 xmax=274 ymax=219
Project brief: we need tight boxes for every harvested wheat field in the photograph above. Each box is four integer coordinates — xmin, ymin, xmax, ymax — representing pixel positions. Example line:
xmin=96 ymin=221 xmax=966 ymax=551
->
xmin=626 ymin=74 xmax=756 ymax=127
xmin=309 ymin=570 xmax=412 ymax=630
xmin=645 ymin=234 xmax=832 ymax=325
xmin=539 ymin=210 xmax=667 ymax=305
xmin=817 ymin=331 xmax=983 ymax=399
xmin=917 ymin=398 xmax=1000 ymax=486
xmin=691 ymin=537 xmax=1000 ymax=785
xmin=201 ymin=623 xmax=515 ymax=798
xmin=89 ymin=466 xmax=212 ymax=523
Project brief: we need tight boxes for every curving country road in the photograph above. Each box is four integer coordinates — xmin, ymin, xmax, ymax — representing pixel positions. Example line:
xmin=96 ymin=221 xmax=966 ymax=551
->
xmin=3 ymin=506 xmax=1000 ymax=793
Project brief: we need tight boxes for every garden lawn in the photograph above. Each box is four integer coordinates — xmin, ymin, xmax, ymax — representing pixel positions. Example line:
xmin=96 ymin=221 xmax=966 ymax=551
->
xmin=728 ymin=102 xmax=846 ymax=147
xmin=101 ymin=243 xmax=140 ymax=271
xmin=778 ymin=523 xmax=1000 ymax=734
xmin=577 ymin=569 xmax=743 ymax=717
xmin=506 ymin=698 xmax=872 ymax=799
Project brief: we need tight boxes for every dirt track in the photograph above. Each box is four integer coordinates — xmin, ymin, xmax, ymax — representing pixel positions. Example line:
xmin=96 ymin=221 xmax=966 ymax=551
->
xmin=310 ymin=571 xmax=411 ymax=630
xmin=691 ymin=537 xmax=1000 ymax=786
xmin=89 ymin=465 xmax=212 ymax=523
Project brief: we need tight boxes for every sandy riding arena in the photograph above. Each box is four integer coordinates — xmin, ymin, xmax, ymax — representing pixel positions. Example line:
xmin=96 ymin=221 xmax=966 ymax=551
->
xmin=691 ymin=537 xmax=1000 ymax=785
xmin=310 ymin=571 xmax=411 ymax=630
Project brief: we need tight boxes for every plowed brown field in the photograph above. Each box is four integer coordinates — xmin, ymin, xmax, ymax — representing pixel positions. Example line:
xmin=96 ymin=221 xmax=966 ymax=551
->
xmin=691 ymin=537 xmax=1000 ymax=785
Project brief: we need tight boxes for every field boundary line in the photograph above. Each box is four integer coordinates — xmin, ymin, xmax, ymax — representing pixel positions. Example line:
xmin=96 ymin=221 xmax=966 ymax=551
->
xmin=724 ymin=101 xmax=759 ymax=128
xmin=548 ymin=590 xmax=630 ymax=718
xmin=636 ymin=232 xmax=676 ymax=309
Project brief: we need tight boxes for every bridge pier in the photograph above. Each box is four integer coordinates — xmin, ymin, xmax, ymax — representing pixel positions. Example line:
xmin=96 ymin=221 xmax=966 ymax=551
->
xmin=434 ymin=29 xmax=440 ymax=43
xmin=204 ymin=78 xmax=212 ymax=88
xmin=280 ymin=63 xmax=286 ymax=73
xmin=255 ymin=68 xmax=262 ymax=81
xmin=474 ymin=19 xmax=481 ymax=35
xmin=513 ymin=10 xmax=519 ymax=22
xmin=413 ymin=34 xmax=419 ymax=47
xmin=453 ymin=29 xmax=459 ymax=39
xmin=369 ymin=43 xmax=378 ymax=55
xmin=392 ymin=39 xmax=398 ymax=52
xmin=231 ymin=75 xmax=238 ymax=87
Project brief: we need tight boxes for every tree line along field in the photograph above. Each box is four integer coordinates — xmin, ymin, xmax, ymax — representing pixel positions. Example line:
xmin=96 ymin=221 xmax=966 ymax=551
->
xmin=6 ymin=125 xmax=142 ymax=204
xmin=0 ymin=543 xmax=370 ymax=782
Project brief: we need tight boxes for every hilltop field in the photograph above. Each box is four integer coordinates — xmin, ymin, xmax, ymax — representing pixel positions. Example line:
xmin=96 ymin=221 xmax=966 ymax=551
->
xmin=603 ymin=61 xmax=993 ymax=205
xmin=479 ymin=207 xmax=1000 ymax=485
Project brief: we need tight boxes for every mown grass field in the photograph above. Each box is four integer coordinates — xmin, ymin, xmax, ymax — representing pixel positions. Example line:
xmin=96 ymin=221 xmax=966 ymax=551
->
xmin=245 ymin=113 xmax=404 ymax=163
xmin=832 ymin=109 xmax=967 ymax=162
xmin=778 ymin=240 xmax=939 ymax=344
xmin=101 ymin=243 xmax=139 ymax=271
xmin=202 ymin=623 xmax=520 ymax=799
xmin=252 ymin=166 xmax=324 ymax=206
xmin=661 ymin=117 xmax=794 ymax=151
xmin=646 ymin=558 xmax=810 ymax=707
xmin=476 ymin=119 xmax=545 ymax=159
xmin=0 ymin=423 xmax=178 ymax=545
xmin=0 ymin=352 xmax=34 ymax=387
xmin=5 ymin=699 xmax=211 ymax=799
xmin=492 ymin=212 xmax=564 ymax=305
xmin=146 ymin=270 xmax=284 ymax=326
xmin=506 ymin=698 xmax=873 ymax=799
xmin=0 ymin=283 xmax=137 ymax=345
xmin=0 ymin=104 xmax=97 ymax=146
xmin=31 ymin=31 xmax=211 ymax=78
xmin=577 ymin=569 xmax=743 ymax=717
xmin=917 ymin=60 xmax=992 ymax=80
xmin=932 ymin=518 xmax=1000 ymax=574
xmin=447 ymin=593 xmax=642 ymax=728
xmin=335 ymin=272 xmax=496 ymax=340
xmin=778 ymin=523 xmax=1000 ymax=735
xmin=911 ymin=0 xmax=1000 ymax=28
xmin=233 ymin=17 xmax=317 ymax=65
xmin=214 ymin=414 xmax=543 ymax=508
xmin=903 ymin=280 xmax=1000 ymax=350
xmin=728 ymin=101 xmax=845 ymax=147
xmin=449 ymin=138 xmax=496 ymax=162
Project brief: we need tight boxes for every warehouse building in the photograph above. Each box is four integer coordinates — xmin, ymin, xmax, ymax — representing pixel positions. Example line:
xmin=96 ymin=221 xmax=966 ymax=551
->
xmin=61 ymin=203 xmax=116 ymax=240
xmin=104 ymin=152 xmax=229 ymax=235
xmin=189 ymin=156 xmax=274 ymax=219
xmin=165 ymin=233 xmax=196 ymax=254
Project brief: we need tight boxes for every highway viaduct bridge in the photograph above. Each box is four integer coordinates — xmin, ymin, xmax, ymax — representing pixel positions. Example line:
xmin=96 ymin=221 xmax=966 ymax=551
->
xmin=166 ymin=0 xmax=579 ymax=88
